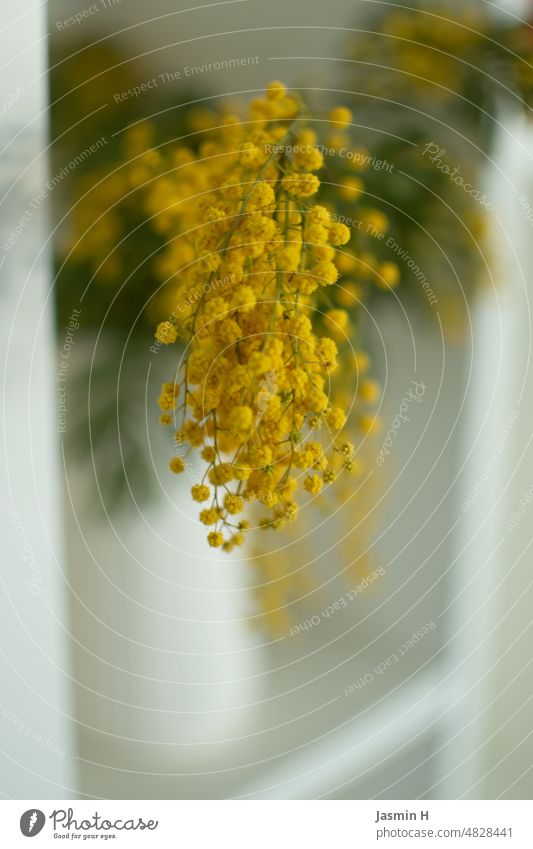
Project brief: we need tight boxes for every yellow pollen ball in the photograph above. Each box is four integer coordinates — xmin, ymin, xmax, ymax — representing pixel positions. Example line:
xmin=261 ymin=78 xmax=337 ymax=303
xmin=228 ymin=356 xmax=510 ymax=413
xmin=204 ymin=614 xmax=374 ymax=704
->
xmin=207 ymin=531 xmax=224 ymax=547
xmin=191 ymin=484 xmax=210 ymax=502
xmin=329 ymin=106 xmax=352 ymax=129
xmin=266 ymin=80 xmax=286 ymax=100
xmin=377 ymin=262 xmax=400 ymax=288
xmin=169 ymin=456 xmax=185 ymax=473
xmin=155 ymin=321 xmax=178 ymax=345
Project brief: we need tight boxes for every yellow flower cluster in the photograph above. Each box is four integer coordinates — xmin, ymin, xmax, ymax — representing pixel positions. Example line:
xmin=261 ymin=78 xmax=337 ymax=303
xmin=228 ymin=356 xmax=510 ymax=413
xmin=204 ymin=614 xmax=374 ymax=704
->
xmin=66 ymin=123 xmax=158 ymax=283
xmin=152 ymin=82 xmax=380 ymax=550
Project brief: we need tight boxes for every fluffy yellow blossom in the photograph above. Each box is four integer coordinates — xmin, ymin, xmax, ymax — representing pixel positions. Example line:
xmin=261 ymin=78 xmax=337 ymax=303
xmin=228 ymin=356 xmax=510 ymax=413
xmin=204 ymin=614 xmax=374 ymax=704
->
xmin=155 ymin=320 xmax=178 ymax=345
xmin=200 ymin=507 xmax=223 ymax=526
xmin=316 ymin=337 xmax=339 ymax=371
xmin=191 ymin=484 xmax=210 ymax=502
xmin=228 ymin=406 xmax=253 ymax=440
xmin=239 ymin=143 xmax=264 ymax=168
xmin=266 ymin=80 xmax=286 ymax=100
xmin=169 ymin=456 xmax=185 ymax=473
xmin=339 ymin=441 xmax=355 ymax=456
xmin=281 ymin=173 xmax=320 ymax=197
xmin=293 ymin=146 xmax=325 ymax=172
xmin=358 ymin=378 xmax=381 ymax=403
xmin=312 ymin=244 xmax=335 ymax=262
xmin=314 ymin=261 xmax=339 ymax=286
xmin=208 ymin=463 xmax=234 ymax=485
xmin=328 ymin=222 xmax=351 ymax=246
xmin=326 ymin=406 xmax=347 ymax=431
xmin=307 ymin=205 xmax=330 ymax=225
xmin=339 ymin=177 xmax=364 ymax=199
xmin=224 ymin=493 xmax=245 ymax=514
xmin=377 ymin=262 xmax=400 ymax=288
xmin=324 ymin=309 xmax=350 ymax=341
xmin=158 ymin=382 xmax=179 ymax=411
xmin=336 ymin=280 xmax=362 ymax=306
xmin=182 ymin=421 xmax=203 ymax=446
xmin=207 ymin=531 xmax=224 ymax=547
xmin=329 ymin=106 xmax=353 ymax=129
xmin=277 ymin=244 xmax=301 ymax=272
xmin=362 ymin=209 xmax=389 ymax=234
xmin=303 ymin=474 xmax=323 ymax=495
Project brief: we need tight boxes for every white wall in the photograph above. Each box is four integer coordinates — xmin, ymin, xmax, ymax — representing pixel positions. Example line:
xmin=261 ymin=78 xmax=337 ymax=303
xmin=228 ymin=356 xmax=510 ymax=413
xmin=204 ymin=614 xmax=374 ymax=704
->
xmin=0 ymin=1 xmax=76 ymax=798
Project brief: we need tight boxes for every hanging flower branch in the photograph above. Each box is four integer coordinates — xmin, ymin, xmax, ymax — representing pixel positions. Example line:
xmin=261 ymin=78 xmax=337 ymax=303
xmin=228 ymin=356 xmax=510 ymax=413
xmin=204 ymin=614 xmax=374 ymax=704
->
xmin=151 ymin=83 xmax=387 ymax=550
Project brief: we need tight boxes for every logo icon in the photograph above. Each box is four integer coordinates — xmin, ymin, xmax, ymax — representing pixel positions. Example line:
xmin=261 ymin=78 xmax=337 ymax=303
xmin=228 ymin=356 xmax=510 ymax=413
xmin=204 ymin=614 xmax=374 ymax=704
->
xmin=20 ymin=810 xmax=45 ymax=837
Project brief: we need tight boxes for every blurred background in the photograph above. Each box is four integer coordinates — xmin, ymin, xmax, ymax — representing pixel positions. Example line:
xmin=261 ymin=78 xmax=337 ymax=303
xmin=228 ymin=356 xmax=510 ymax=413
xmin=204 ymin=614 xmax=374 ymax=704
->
xmin=1 ymin=0 xmax=533 ymax=800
